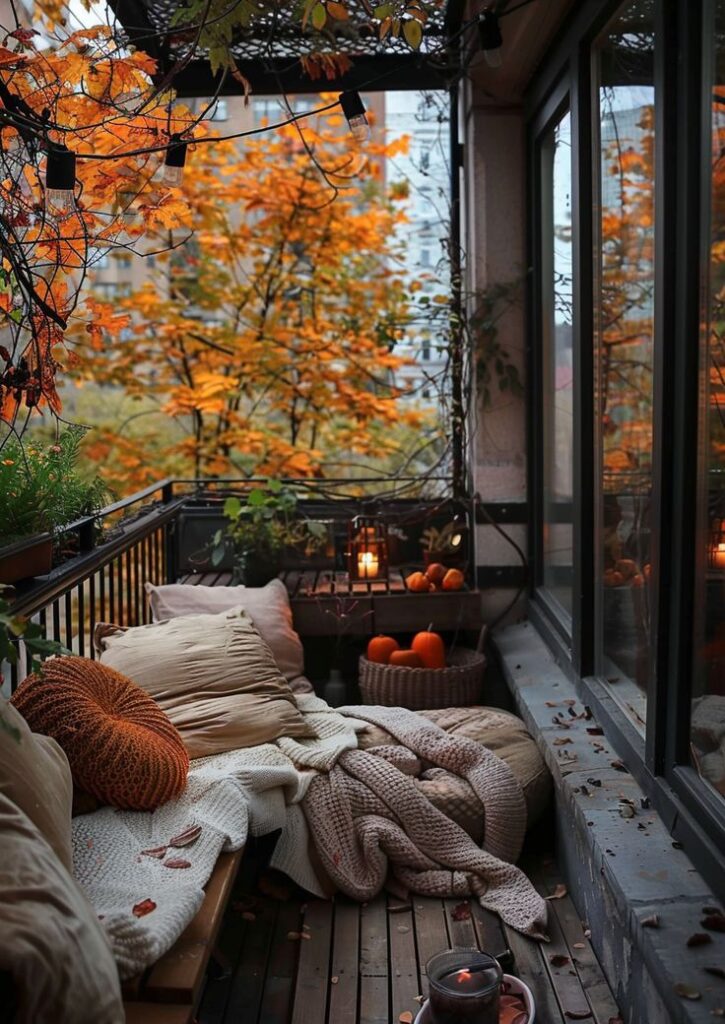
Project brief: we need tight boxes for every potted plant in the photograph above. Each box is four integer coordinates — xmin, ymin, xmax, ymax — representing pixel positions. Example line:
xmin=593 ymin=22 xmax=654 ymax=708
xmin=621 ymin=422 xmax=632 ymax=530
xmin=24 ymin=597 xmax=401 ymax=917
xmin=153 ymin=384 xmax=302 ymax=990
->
xmin=211 ymin=480 xmax=330 ymax=586
xmin=0 ymin=427 xmax=110 ymax=585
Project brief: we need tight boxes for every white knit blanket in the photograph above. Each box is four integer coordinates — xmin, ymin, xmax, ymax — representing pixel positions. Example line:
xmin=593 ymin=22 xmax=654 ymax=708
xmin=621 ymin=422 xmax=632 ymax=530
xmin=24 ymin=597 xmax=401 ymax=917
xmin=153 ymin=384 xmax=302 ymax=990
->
xmin=72 ymin=695 xmax=360 ymax=980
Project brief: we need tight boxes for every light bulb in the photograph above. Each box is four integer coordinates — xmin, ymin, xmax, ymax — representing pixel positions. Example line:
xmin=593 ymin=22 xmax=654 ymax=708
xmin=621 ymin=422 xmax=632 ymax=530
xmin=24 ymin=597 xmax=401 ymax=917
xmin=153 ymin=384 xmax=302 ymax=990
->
xmin=45 ymin=143 xmax=76 ymax=217
xmin=339 ymin=91 xmax=370 ymax=147
xmin=478 ymin=10 xmax=503 ymax=68
xmin=163 ymin=134 xmax=187 ymax=187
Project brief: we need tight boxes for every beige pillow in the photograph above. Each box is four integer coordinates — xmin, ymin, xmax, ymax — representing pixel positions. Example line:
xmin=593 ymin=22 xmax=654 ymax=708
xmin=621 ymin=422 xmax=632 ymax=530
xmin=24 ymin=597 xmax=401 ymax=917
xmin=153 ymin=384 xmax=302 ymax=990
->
xmin=0 ymin=699 xmax=73 ymax=871
xmin=145 ymin=579 xmax=304 ymax=681
xmin=0 ymin=792 xmax=124 ymax=1024
xmin=95 ymin=607 xmax=315 ymax=758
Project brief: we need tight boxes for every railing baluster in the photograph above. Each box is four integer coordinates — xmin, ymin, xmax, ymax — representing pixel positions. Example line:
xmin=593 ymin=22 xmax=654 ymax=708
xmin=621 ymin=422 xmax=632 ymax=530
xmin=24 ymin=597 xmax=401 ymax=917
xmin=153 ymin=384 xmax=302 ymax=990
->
xmin=89 ymin=573 xmax=96 ymax=659
xmin=52 ymin=600 xmax=61 ymax=644
xmin=125 ymin=549 xmax=133 ymax=627
xmin=141 ymin=536 xmax=150 ymax=622
xmin=64 ymin=591 xmax=73 ymax=652
xmin=77 ymin=581 xmax=85 ymax=657
xmin=133 ymin=542 xmax=141 ymax=627
xmin=108 ymin=558 xmax=115 ymax=624
xmin=99 ymin=564 xmax=106 ymax=626
xmin=116 ymin=555 xmax=123 ymax=626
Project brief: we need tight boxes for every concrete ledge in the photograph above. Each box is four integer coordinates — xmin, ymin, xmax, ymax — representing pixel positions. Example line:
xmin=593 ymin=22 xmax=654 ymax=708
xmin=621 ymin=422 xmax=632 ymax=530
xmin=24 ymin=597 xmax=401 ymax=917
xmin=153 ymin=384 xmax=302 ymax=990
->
xmin=494 ymin=621 xmax=725 ymax=1024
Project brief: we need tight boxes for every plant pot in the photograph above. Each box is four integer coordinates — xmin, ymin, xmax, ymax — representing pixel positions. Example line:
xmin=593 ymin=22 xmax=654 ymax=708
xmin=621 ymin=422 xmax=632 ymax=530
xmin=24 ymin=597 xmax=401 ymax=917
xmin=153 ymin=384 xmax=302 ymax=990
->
xmin=233 ymin=553 xmax=283 ymax=587
xmin=0 ymin=534 xmax=53 ymax=585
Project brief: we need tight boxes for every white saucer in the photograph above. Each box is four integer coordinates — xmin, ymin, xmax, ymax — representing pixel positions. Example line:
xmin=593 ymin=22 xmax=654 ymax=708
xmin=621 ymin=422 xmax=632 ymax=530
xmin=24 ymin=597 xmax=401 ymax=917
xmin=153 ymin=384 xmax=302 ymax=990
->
xmin=413 ymin=974 xmax=535 ymax=1024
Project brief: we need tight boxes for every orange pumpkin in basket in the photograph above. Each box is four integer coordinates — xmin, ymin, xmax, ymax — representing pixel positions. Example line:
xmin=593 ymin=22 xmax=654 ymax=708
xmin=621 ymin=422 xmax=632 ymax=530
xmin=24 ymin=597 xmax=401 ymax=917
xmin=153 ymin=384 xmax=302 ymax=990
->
xmin=366 ymin=635 xmax=400 ymax=664
xmin=389 ymin=649 xmax=424 ymax=668
xmin=425 ymin=562 xmax=447 ymax=586
xmin=405 ymin=571 xmax=430 ymax=593
xmin=411 ymin=629 xmax=446 ymax=669
xmin=441 ymin=568 xmax=465 ymax=591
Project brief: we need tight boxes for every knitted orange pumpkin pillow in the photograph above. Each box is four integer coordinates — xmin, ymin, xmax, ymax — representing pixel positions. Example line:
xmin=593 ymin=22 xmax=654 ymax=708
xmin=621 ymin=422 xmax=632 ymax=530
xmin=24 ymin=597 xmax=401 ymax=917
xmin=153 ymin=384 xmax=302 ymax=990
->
xmin=11 ymin=657 xmax=189 ymax=811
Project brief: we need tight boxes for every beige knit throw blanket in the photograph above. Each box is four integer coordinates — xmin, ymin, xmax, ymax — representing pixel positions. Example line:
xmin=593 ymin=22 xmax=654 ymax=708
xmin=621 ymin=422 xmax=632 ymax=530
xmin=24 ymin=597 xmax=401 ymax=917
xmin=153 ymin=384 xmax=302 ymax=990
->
xmin=302 ymin=704 xmax=549 ymax=941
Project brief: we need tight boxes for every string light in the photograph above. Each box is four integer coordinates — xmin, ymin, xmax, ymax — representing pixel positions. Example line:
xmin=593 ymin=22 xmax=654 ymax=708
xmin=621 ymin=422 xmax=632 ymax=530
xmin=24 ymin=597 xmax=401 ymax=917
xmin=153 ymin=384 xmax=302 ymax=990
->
xmin=478 ymin=11 xmax=503 ymax=67
xmin=45 ymin=142 xmax=76 ymax=215
xmin=163 ymin=134 xmax=188 ymax=186
xmin=339 ymin=91 xmax=370 ymax=145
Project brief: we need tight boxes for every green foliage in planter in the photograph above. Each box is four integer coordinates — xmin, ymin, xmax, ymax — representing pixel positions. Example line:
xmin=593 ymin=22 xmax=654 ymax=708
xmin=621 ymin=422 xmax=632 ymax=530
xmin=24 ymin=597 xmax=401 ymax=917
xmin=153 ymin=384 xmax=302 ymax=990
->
xmin=0 ymin=427 xmax=110 ymax=544
xmin=211 ymin=480 xmax=328 ymax=581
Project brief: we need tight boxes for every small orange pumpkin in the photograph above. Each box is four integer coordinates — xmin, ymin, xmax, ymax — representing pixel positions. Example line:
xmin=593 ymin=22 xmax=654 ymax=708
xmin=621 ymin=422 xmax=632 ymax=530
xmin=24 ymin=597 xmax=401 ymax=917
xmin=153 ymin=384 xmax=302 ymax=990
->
xmin=441 ymin=568 xmax=465 ymax=591
xmin=389 ymin=649 xmax=424 ymax=668
xmin=366 ymin=635 xmax=400 ymax=664
xmin=405 ymin=571 xmax=430 ymax=593
xmin=412 ymin=629 xmax=445 ymax=669
xmin=425 ymin=562 xmax=447 ymax=586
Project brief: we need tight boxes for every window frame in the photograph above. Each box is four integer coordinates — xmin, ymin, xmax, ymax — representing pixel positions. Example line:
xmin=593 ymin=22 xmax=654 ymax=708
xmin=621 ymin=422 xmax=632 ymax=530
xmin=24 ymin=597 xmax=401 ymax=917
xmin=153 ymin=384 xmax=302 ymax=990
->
xmin=525 ymin=0 xmax=725 ymax=898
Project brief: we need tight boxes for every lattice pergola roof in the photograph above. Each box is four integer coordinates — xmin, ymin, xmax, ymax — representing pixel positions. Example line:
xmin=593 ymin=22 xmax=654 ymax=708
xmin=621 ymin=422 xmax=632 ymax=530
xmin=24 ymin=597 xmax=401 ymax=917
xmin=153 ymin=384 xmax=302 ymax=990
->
xmin=109 ymin=0 xmax=465 ymax=95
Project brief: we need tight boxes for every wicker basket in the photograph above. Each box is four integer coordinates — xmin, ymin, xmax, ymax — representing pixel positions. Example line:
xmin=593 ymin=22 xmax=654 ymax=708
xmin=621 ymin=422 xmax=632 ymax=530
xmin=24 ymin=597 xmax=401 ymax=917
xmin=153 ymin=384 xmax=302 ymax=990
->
xmin=358 ymin=638 xmax=487 ymax=711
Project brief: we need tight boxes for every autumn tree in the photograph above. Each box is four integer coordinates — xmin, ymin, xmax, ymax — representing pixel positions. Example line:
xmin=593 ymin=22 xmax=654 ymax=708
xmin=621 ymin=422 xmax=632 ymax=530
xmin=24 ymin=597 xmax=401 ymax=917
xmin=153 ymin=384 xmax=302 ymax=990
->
xmin=71 ymin=104 xmax=434 ymax=492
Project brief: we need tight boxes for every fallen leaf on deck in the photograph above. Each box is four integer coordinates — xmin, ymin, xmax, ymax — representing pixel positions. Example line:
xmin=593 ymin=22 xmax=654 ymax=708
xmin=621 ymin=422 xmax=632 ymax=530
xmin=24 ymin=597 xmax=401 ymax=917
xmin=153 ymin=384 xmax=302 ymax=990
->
xmin=545 ymin=701 xmax=560 ymax=707
xmin=397 ymin=925 xmax=410 ymax=933
xmin=451 ymin=903 xmax=471 ymax=921
xmin=573 ymin=942 xmax=586 ymax=949
xmin=164 ymin=858 xmax=191 ymax=869
xmin=711 ymin=1010 xmax=725 ymax=1018
xmin=399 ymin=1013 xmax=413 ymax=1023
xmin=388 ymin=904 xmax=412 ymax=914
xmin=140 ymin=845 xmax=168 ymax=859
xmin=641 ymin=915 xmax=660 ymax=928
xmin=241 ymin=911 xmax=256 ymax=921
xmin=546 ymin=884 xmax=568 ymax=901
xmin=331 ymin=976 xmax=339 ymax=984
xmin=586 ymin=726 xmax=604 ymax=735
xmin=169 ymin=825 xmax=202 ymax=847
xmin=610 ymin=760 xmax=628 ymax=772
xmin=704 ymin=966 xmax=725 ymax=980
xmin=674 ymin=983 xmax=701 ymax=1000
xmin=132 ymin=898 xmax=157 ymax=918
xmin=564 ymin=1011 xmax=592 ymax=1020
xmin=549 ymin=954 xmax=571 ymax=967
xmin=553 ymin=738 xmax=573 ymax=746
xmin=702 ymin=913 xmax=725 ymax=933
xmin=703 ymin=906 xmax=722 ymax=915
xmin=287 ymin=931 xmax=301 ymax=940
xmin=607 ymin=1018 xmax=624 ymax=1024
xmin=301 ymin=932 xmax=311 ymax=940
xmin=686 ymin=933 xmax=712 ymax=947
xmin=414 ymin=995 xmax=424 ymax=1004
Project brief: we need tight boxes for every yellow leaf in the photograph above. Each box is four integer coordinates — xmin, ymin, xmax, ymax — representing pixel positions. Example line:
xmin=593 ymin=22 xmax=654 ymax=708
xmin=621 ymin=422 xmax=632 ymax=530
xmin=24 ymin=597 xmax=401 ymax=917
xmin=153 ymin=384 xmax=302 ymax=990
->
xmin=327 ymin=1 xmax=349 ymax=19
xmin=403 ymin=18 xmax=422 ymax=49
xmin=311 ymin=4 xmax=327 ymax=29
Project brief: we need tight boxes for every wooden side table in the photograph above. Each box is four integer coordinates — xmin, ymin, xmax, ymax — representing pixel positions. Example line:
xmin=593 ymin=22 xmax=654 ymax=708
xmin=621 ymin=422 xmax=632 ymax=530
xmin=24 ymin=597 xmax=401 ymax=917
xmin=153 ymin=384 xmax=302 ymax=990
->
xmin=280 ymin=568 xmax=482 ymax=637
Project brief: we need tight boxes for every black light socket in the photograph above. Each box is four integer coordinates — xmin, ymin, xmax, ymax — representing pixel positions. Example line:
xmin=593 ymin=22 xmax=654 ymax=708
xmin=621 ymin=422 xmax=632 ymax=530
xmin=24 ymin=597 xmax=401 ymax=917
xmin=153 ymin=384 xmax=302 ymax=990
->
xmin=165 ymin=134 xmax=188 ymax=169
xmin=46 ymin=143 xmax=76 ymax=191
xmin=338 ymin=91 xmax=366 ymax=121
xmin=478 ymin=10 xmax=503 ymax=51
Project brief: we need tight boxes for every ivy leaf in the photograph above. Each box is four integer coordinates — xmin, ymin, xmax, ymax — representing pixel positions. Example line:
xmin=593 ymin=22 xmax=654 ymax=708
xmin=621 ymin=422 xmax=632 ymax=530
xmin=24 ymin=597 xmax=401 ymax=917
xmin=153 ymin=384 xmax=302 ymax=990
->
xmin=403 ymin=18 xmax=422 ymax=49
xmin=311 ymin=4 xmax=327 ymax=30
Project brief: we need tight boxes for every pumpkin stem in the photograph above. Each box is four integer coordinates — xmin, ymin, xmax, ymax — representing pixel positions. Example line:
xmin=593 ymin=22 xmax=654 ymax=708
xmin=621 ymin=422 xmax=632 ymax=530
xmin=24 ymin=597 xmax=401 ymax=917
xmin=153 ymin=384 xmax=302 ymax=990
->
xmin=427 ymin=622 xmax=433 ymax=633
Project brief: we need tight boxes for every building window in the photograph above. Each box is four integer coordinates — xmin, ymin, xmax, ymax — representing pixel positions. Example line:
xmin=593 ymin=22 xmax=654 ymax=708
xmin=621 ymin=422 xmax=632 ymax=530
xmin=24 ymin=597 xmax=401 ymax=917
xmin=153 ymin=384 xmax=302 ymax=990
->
xmin=692 ymin=2 xmax=725 ymax=803
xmin=210 ymin=98 xmax=228 ymax=121
xmin=593 ymin=0 xmax=656 ymax=726
xmin=540 ymin=108 xmax=574 ymax=616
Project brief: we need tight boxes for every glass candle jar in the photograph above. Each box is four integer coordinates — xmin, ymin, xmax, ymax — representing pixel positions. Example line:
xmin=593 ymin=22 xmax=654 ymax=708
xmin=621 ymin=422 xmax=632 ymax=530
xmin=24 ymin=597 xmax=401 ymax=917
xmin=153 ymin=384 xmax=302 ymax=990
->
xmin=426 ymin=949 xmax=502 ymax=1024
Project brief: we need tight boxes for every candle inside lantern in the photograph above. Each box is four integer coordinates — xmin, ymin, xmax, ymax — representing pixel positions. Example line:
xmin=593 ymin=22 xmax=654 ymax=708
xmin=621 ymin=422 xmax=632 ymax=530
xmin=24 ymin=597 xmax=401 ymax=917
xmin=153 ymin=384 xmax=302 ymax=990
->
xmin=426 ymin=950 xmax=502 ymax=1024
xmin=714 ymin=542 xmax=725 ymax=570
xmin=357 ymin=551 xmax=379 ymax=578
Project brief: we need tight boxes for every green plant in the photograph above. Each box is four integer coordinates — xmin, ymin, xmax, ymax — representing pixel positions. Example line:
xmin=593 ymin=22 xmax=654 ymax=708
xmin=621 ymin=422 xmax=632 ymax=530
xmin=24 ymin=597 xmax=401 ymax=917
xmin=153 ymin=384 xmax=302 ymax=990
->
xmin=0 ymin=427 xmax=111 ymax=544
xmin=211 ymin=481 xmax=328 ymax=582
xmin=470 ymin=278 xmax=525 ymax=408
xmin=0 ymin=588 xmax=70 ymax=742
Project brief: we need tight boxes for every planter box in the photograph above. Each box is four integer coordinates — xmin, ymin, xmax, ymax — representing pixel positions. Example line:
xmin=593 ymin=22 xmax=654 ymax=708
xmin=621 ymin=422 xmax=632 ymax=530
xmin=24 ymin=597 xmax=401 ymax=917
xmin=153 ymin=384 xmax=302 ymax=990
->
xmin=0 ymin=534 xmax=53 ymax=585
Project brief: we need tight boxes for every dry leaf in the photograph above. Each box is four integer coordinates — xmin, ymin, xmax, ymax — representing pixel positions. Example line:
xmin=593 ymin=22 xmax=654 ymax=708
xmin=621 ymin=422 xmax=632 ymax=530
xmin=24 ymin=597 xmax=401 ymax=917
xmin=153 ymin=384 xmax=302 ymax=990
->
xmin=301 ymin=932 xmax=311 ymax=940
xmin=164 ymin=858 xmax=191 ymax=869
xmin=564 ymin=1011 xmax=592 ymax=1020
xmin=546 ymin=884 xmax=568 ymax=901
xmin=132 ymin=898 xmax=157 ymax=918
xmin=674 ymin=983 xmax=701 ymax=1000
xmin=553 ymin=738 xmax=573 ymax=746
xmin=241 ymin=911 xmax=256 ymax=921
xmin=702 ymin=913 xmax=725 ymax=933
xmin=331 ymin=976 xmax=339 ymax=984
xmin=169 ymin=824 xmax=202 ymax=847
xmin=549 ymin=954 xmax=571 ymax=967
xmin=388 ymin=904 xmax=412 ymax=914
xmin=641 ymin=915 xmax=660 ymax=928
xmin=397 ymin=925 xmax=410 ymax=933
xmin=704 ymin=967 xmax=725 ymax=980
xmin=687 ymin=933 xmax=712 ymax=947
xmin=287 ymin=931 xmax=301 ymax=940
xmin=399 ymin=1014 xmax=414 ymax=1023
xmin=573 ymin=942 xmax=586 ymax=949
xmin=451 ymin=902 xmax=471 ymax=921
xmin=140 ymin=845 xmax=167 ymax=859
xmin=586 ymin=726 xmax=604 ymax=735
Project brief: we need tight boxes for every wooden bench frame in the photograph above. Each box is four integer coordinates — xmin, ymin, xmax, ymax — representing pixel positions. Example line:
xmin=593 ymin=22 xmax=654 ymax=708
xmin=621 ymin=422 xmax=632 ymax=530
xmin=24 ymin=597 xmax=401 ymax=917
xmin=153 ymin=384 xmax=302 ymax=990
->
xmin=123 ymin=848 xmax=243 ymax=1024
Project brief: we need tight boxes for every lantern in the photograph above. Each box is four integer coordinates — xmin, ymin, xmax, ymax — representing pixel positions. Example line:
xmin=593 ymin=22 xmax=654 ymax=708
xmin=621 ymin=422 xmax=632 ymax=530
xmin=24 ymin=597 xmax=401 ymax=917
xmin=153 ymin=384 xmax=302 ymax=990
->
xmin=709 ymin=517 xmax=725 ymax=570
xmin=347 ymin=515 xmax=388 ymax=582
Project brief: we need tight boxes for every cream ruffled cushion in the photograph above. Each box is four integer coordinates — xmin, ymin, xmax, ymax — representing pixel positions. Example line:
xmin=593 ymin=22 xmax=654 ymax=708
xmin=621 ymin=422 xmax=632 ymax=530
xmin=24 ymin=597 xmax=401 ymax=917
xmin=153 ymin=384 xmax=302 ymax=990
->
xmin=145 ymin=578 xmax=304 ymax=681
xmin=0 ymin=792 xmax=123 ymax=1024
xmin=0 ymin=699 xmax=73 ymax=871
xmin=95 ymin=606 xmax=316 ymax=758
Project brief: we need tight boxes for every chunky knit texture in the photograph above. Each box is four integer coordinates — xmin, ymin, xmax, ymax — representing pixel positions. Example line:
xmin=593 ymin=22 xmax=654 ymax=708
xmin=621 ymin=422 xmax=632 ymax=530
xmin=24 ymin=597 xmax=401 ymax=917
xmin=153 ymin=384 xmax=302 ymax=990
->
xmin=11 ymin=657 xmax=189 ymax=811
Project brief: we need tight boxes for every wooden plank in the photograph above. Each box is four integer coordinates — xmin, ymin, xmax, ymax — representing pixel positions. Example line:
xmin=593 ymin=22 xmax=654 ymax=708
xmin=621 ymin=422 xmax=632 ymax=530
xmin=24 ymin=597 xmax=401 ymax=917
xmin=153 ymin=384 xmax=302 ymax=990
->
xmin=413 ymin=898 xmax=449 ymax=998
xmin=469 ymin=902 xmax=510 ymax=962
xmin=444 ymin=898 xmax=478 ymax=949
xmin=124 ymin=1002 xmax=193 ymax=1024
xmin=388 ymin=897 xmax=421 ymax=1022
xmin=144 ymin=850 xmax=242 ymax=1006
xmin=502 ymin=924 xmax=566 ymax=1024
xmin=215 ymin=573 xmax=233 ymax=586
xmin=223 ymin=897 xmax=278 ymax=1022
xmin=327 ymin=900 xmax=360 ymax=1024
xmin=536 ymin=863 xmax=621 ymax=1023
xmin=256 ymin=899 xmax=304 ymax=1024
xmin=314 ymin=572 xmax=333 ymax=595
xmin=388 ymin=569 xmax=407 ymax=593
xmin=333 ymin=572 xmax=351 ymax=595
xmin=183 ymin=574 xmax=203 ymax=585
xmin=290 ymin=899 xmax=333 ymax=1024
xmin=359 ymin=897 xmax=388 ymax=1024
xmin=198 ymin=573 xmax=219 ymax=586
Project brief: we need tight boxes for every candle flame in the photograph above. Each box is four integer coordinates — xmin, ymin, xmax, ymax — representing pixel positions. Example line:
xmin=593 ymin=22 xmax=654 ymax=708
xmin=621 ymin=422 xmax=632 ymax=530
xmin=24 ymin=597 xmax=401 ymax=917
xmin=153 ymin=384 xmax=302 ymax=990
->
xmin=456 ymin=969 xmax=472 ymax=984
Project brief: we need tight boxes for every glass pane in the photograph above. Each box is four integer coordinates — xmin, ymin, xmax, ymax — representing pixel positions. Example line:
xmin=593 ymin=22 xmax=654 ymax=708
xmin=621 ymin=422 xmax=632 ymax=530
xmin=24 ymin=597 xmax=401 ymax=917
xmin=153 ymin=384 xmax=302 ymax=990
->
xmin=541 ymin=110 xmax=574 ymax=616
xmin=691 ymin=2 xmax=725 ymax=803
xmin=594 ymin=1 xmax=656 ymax=728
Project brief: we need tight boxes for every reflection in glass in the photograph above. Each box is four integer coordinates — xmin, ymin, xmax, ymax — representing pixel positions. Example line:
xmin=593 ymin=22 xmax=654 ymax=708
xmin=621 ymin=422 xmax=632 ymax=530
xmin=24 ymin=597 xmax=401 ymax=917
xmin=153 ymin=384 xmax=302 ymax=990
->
xmin=541 ymin=110 xmax=574 ymax=615
xmin=692 ymin=1 xmax=725 ymax=804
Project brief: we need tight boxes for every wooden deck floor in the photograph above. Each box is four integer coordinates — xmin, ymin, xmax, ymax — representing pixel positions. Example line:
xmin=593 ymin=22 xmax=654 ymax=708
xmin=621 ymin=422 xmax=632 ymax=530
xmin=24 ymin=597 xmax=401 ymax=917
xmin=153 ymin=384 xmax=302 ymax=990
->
xmin=196 ymin=842 xmax=622 ymax=1024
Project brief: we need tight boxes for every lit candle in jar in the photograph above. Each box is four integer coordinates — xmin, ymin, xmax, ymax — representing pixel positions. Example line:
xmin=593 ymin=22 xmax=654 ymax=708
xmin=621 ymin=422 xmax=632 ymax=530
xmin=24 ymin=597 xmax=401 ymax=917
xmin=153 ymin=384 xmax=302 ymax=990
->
xmin=357 ymin=551 xmax=379 ymax=578
xmin=426 ymin=950 xmax=502 ymax=1024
